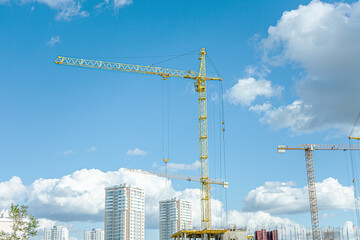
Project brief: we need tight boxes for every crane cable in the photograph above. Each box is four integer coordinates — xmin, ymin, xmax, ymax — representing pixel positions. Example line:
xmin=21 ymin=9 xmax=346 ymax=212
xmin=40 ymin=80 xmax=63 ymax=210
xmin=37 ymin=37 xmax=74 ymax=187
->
xmin=349 ymin=110 xmax=360 ymax=137
xmin=161 ymin=72 xmax=170 ymax=177
xmin=210 ymin=68 xmax=218 ymax=212
xmin=76 ymin=49 xmax=201 ymax=61
xmin=349 ymin=137 xmax=360 ymax=238
xmin=148 ymin=48 xmax=201 ymax=67
xmin=208 ymin=52 xmax=228 ymax=227
xmin=349 ymin=109 xmax=360 ymax=238
xmin=159 ymin=48 xmax=203 ymax=177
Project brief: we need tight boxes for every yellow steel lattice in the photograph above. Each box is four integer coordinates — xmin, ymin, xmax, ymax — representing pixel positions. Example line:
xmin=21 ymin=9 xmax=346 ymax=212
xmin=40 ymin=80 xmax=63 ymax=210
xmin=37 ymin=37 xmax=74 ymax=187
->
xmin=55 ymin=48 xmax=222 ymax=229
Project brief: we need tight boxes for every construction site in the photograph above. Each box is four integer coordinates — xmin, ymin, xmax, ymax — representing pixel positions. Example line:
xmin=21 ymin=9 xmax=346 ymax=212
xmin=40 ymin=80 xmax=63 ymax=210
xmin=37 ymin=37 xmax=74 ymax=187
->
xmin=2 ymin=2 xmax=360 ymax=240
xmin=53 ymin=48 xmax=360 ymax=240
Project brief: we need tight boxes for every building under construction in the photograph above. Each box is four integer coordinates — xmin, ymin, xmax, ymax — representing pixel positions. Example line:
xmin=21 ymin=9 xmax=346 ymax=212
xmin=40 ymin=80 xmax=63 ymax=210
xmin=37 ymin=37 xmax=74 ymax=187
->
xmin=170 ymin=225 xmax=247 ymax=240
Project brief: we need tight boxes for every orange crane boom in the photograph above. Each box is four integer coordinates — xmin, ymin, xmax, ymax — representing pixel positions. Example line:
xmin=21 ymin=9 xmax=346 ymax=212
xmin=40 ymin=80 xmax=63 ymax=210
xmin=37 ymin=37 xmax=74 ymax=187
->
xmin=277 ymin=144 xmax=360 ymax=240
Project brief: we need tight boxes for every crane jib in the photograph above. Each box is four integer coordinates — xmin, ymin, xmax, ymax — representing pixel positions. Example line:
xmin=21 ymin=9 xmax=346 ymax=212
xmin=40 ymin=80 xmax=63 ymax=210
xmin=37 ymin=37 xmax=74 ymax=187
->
xmin=55 ymin=56 xmax=221 ymax=81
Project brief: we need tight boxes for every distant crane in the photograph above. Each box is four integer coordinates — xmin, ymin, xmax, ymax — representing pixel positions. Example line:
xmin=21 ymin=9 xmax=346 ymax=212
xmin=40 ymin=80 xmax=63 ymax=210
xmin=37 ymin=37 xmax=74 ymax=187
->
xmin=55 ymin=48 xmax=223 ymax=229
xmin=277 ymin=144 xmax=360 ymax=240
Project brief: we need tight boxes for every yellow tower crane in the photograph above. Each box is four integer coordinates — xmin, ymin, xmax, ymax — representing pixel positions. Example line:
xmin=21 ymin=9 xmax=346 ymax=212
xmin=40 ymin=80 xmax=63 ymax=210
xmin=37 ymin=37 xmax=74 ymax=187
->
xmin=277 ymin=144 xmax=360 ymax=240
xmin=55 ymin=48 xmax=223 ymax=229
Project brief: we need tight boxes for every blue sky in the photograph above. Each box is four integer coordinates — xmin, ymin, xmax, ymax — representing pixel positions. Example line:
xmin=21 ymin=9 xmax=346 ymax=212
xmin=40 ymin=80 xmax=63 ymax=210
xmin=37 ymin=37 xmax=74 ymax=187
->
xmin=2 ymin=0 xmax=360 ymax=239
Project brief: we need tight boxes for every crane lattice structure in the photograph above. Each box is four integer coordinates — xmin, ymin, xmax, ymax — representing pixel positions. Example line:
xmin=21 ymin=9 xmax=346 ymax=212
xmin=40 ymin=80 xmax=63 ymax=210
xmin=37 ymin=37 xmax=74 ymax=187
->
xmin=277 ymin=144 xmax=360 ymax=240
xmin=55 ymin=48 xmax=222 ymax=229
xmin=125 ymin=168 xmax=229 ymax=187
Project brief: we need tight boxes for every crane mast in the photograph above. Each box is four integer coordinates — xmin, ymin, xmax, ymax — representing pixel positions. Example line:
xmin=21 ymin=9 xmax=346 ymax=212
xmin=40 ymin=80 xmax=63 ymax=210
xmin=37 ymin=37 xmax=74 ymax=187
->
xmin=196 ymin=49 xmax=211 ymax=229
xmin=55 ymin=48 xmax=221 ymax=229
xmin=278 ymin=144 xmax=360 ymax=240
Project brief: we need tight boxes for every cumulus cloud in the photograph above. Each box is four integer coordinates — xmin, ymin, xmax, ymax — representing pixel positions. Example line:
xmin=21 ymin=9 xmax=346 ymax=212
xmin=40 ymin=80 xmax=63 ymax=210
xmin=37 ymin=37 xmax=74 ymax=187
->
xmin=165 ymin=160 xmax=200 ymax=172
xmin=256 ymin=0 xmax=360 ymax=133
xmin=254 ymin=101 xmax=314 ymax=132
xmin=227 ymin=77 xmax=283 ymax=106
xmin=127 ymin=147 xmax=147 ymax=156
xmin=47 ymin=36 xmax=60 ymax=47
xmin=249 ymin=103 xmax=272 ymax=113
xmin=229 ymin=210 xmax=300 ymax=230
xmin=0 ymin=168 xmax=304 ymax=230
xmin=0 ymin=176 xmax=27 ymax=209
xmin=37 ymin=218 xmax=56 ymax=230
xmin=243 ymin=178 xmax=356 ymax=214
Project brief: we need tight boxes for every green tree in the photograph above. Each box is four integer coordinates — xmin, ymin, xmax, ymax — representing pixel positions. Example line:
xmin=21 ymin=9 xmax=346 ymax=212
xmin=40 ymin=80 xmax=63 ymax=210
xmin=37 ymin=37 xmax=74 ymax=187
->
xmin=0 ymin=203 xmax=39 ymax=240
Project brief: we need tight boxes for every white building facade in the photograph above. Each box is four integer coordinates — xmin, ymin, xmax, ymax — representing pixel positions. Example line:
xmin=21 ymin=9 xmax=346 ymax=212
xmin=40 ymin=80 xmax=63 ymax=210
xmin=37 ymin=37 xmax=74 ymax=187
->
xmin=0 ymin=210 xmax=12 ymax=236
xmin=105 ymin=184 xmax=145 ymax=240
xmin=159 ymin=198 xmax=192 ymax=240
xmin=44 ymin=226 xmax=69 ymax=240
xmin=84 ymin=229 xmax=104 ymax=240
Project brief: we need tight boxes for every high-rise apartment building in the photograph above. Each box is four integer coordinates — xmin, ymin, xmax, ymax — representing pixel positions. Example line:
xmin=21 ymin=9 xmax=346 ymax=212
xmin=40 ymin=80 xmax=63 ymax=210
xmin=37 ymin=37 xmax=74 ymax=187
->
xmin=159 ymin=198 xmax=192 ymax=240
xmin=84 ymin=229 xmax=104 ymax=240
xmin=44 ymin=226 xmax=69 ymax=240
xmin=105 ymin=184 xmax=145 ymax=240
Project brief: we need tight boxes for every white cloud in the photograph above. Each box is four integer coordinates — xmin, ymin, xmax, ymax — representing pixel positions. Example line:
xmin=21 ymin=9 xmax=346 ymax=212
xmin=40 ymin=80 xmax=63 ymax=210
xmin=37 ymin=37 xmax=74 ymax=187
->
xmin=62 ymin=149 xmax=74 ymax=155
xmin=249 ymin=103 xmax=272 ymax=113
xmin=243 ymin=178 xmax=356 ymax=214
xmin=37 ymin=218 xmax=56 ymax=230
xmin=244 ymin=65 xmax=271 ymax=79
xmin=228 ymin=210 xmax=300 ymax=230
xmin=0 ymin=176 xmax=27 ymax=209
xmin=4 ymin=0 xmax=88 ymax=20
xmin=96 ymin=0 xmax=132 ymax=10
xmin=53 ymin=1 xmax=88 ymax=21
xmin=257 ymin=0 xmax=360 ymax=133
xmin=47 ymin=36 xmax=60 ymax=47
xmin=227 ymin=77 xmax=283 ymax=106
xmin=165 ymin=160 xmax=200 ymax=172
xmin=127 ymin=147 xmax=147 ymax=156
xmin=256 ymin=100 xmax=315 ymax=132
xmin=0 ymin=168 xmax=303 ymax=230
xmin=36 ymin=0 xmax=89 ymax=21
xmin=87 ymin=146 xmax=97 ymax=152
